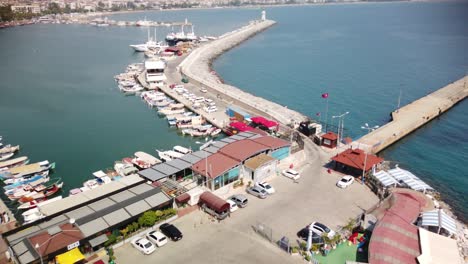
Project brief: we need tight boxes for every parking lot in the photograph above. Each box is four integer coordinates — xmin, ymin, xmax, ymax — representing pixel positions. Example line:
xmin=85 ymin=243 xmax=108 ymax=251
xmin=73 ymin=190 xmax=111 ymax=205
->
xmin=115 ymin=142 xmax=379 ymax=263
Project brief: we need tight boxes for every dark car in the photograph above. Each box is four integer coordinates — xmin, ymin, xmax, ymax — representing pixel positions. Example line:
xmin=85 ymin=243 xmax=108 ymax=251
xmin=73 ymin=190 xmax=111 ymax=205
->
xmin=160 ymin=223 xmax=183 ymax=241
xmin=297 ymin=228 xmax=324 ymax=244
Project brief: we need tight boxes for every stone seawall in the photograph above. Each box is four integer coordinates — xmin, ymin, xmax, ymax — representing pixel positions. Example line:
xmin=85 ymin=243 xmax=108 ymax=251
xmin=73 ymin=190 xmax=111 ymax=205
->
xmin=179 ymin=19 xmax=307 ymax=126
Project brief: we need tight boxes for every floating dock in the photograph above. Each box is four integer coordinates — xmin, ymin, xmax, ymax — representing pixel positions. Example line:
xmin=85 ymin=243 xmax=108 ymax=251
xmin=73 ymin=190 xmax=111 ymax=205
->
xmin=179 ymin=19 xmax=307 ymax=127
xmin=355 ymin=76 xmax=468 ymax=154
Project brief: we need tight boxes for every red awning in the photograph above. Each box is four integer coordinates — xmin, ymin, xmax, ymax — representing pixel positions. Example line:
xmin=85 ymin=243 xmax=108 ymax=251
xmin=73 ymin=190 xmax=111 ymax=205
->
xmin=251 ymin=116 xmax=278 ymax=129
xmin=229 ymin=121 xmax=254 ymax=132
xmin=199 ymin=192 xmax=230 ymax=213
xmin=175 ymin=193 xmax=190 ymax=204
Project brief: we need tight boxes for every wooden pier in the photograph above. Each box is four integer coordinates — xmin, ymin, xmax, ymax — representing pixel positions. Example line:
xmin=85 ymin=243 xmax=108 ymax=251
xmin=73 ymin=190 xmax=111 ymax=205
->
xmin=355 ymin=76 xmax=468 ymax=154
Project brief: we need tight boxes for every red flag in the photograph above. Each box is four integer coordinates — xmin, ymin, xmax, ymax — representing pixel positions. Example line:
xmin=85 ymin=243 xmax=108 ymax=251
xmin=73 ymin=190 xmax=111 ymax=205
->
xmin=321 ymin=93 xmax=329 ymax=99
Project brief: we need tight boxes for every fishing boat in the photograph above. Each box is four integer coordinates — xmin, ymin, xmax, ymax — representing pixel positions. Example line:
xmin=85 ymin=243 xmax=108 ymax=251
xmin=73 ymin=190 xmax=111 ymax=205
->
xmin=0 ymin=156 xmax=29 ymax=170
xmin=121 ymin=84 xmax=144 ymax=95
xmin=3 ymin=174 xmax=47 ymax=191
xmin=210 ymin=128 xmax=222 ymax=137
xmin=0 ymin=145 xmax=20 ymax=155
xmin=173 ymin=146 xmax=192 ymax=155
xmin=134 ymin=151 xmax=161 ymax=166
xmin=23 ymin=207 xmax=44 ymax=224
xmin=158 ymin=103 xmax=185 ymax=115
xmin=18 ymin=196 xmax=63 ymax=210
xmin=6 ymin=177 xmax=55 ymax=200
xmin=114 ymin=162 xmax=139 ymax=177
xmin=156 ymin=150 xmax=184 ymax=162
xmin=176 ymin=115 xmax=204 ymax=129
xmin=1 ymin=160 xmax=53 ymax=179
xmin=0 ymin=152 xmax=14 ymax=161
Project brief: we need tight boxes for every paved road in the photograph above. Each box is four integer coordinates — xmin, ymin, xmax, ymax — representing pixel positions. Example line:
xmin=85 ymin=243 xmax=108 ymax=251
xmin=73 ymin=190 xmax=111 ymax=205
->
xmin=115 ymin=140 xmax=378 ymax=263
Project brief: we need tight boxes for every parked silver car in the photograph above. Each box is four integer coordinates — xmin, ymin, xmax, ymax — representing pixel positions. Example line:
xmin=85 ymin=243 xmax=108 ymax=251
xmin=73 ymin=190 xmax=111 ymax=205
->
xmin=246 ymin=186 xmax=268 ymax=199
xmin=229 ymin=194 xmax=249 ymax=208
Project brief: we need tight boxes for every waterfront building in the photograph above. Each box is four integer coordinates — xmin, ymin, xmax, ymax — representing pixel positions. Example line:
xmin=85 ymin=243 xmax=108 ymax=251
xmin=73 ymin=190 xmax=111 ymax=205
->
xmin=331 ymin=148 xmax=383 ymax=177
xmin=4 ymin=174 xmax=173 ymax=264
xmin=321 ymin=131 xmax=338 ymax=148
xmin=10 ymin=5 xmax=41 ymax=14
xmin=145 ymin=60 xmax=166 ymax=88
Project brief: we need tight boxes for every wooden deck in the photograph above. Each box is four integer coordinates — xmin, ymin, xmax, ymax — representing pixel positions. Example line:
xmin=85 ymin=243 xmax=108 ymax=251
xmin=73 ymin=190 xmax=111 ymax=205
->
xmin=355 ymin=76 xmax=468 ymax=154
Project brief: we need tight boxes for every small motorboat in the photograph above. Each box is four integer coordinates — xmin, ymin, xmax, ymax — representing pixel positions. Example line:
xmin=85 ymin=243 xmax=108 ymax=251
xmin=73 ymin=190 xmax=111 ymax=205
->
xmin=18 ymin=196 xmax=62 ymax=210
xmin=0 ymin=145 xmax=20 ymax=155
xmin=0 ymin=152 xmax=14 ymax=161
xmin=210 ymin=128 xmax=222 ymax=137
xmin=0 ymin=156 xmax=29 ymax=170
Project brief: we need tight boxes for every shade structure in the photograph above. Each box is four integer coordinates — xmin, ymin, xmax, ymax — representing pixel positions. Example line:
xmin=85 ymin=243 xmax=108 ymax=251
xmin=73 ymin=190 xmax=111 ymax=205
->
xmin=388 ymin=167 xmax=433 ymax=192
xmin=421 ymin=209 xmax=457 ymax=235
xmin=373 ymin=170 xmax=399 ymax=187
xmin=55 ymin=248 xmax=85 ymax=264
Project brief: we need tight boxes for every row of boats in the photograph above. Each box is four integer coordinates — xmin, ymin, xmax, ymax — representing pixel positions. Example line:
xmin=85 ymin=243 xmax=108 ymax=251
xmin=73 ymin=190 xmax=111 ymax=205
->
xmin=0 ymin=137 xmax=64 ymax=224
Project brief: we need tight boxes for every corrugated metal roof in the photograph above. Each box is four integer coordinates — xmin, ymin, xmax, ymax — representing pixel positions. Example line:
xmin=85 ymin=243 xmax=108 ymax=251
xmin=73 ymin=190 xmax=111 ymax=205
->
xmin=152 ymin=163 xmax=180 ymax=176
xmin=125 ymin=200 xmax=151 ymax=216
xmin=138 ymin=168 xmax=166 ymax=182
xmin=37 ymin=215 xmax=68 ymax=230
xmin=220 ymin=138 xmax=237 ymax=143
xmin=165 ymin=158 xmax=192 ymax=171
xmin=109 ymin=190 xmax=136 ymax=203
xmin=179 ymin=153 xmax=203 ymax=164
xmin=18 ymin=250 xmax=35 ymax=264
xmin=65 ymin=206 xmax=95 ymax=220
xmin=230 ymin=134 xmax=247 ymax=140
xmin=145 ymin=192 xmax=171 ymax=207
xmin=204 ymin=146 xmax=219 ymax=154
xmin=192 ymin=150 xmax=211 ymax=159
xmin=421 ymin=209 xmax=457 ymax=235
xmin=88 ymin=198 xmax=115 ymax=212
xmin=103 ymin=208 xmax=131 ymax=227
xmin=79 ymin=217 xmax=109 ymax=237
xmin=128 ymin=183 xmax=154 ymax=195
xmin=212 ymin=141 xmax=228 ymax=148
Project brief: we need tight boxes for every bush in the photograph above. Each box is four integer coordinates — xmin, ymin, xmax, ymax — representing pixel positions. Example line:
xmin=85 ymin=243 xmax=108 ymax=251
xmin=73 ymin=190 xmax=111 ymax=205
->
xmin=304 ymin=255 xmax=311 ymax=261
xmin=300 ymin=241 xmax=307 ymax=250
xmin=311 ymin=244 xmax=320 ymax=252
xmin=138 ymin=211 xmax=157 ymax=227
xmin=131 ymin=222 xmax=139 ymax=231
xmin=291 ymin=246 xmax=298 ymax=253
xmin=104 ymin=234 xmax=117 ymax=247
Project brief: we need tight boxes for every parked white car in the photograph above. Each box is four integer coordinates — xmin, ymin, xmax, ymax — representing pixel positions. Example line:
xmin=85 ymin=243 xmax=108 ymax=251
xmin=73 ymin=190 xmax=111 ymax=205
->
xmin=131 ymin=237 xmax=156 ymax=255
xmin=204 ymin=106 xmax=217 ymax=113
xmin=146 ymin=230 xmax=168 ymax=247
xmin=201 ymin=88 xmax=208 ymax=93
xmin=282 ymin=169 xmax=300 ymax=180
xmin=336 ymin=175 xmax=355 ymax=188
xmin=227 ymin=199 xmax=239 ymax=213
xmin=310 ymin=222 xmax=336 ymax=238
xmin=256 ymin=182 xmax=275 ymax=194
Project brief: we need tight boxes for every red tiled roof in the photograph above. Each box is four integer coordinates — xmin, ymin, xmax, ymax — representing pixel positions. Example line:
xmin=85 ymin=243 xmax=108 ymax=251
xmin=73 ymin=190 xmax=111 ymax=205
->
xmin=368 ymin=191 xmax=426 ymax=264
xmin=332 ymin=148 xmax=383 ymax=171
xmin=191 ymin=153 xmax=240 ymax=178
xmin=253 ymin=136 xmax=290 ymax=150
xmin=322 ymin=131 xmax=338 ymax=141
xmin=28 ymin=223 xmax=84 ymax=256
xmin=219 ymin=139 xmax=270 ymax=162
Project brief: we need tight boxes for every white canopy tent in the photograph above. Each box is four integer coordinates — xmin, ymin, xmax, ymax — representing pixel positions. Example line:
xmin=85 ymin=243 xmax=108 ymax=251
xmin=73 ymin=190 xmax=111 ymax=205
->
xmin=421 ymin=209 xmax=457 ymax=235
xmin=373 ymin=170 xmax=399 ymax=187
xmin=388 ymin=166 xmax=433 ymax=192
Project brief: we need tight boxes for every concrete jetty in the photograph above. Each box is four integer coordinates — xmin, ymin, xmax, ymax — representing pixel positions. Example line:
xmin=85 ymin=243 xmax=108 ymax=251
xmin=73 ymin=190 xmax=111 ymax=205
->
xmin=179 ymin=19 xmax=307 ymax=126
xmin=355 ymin=76 xmax=468 ymax=154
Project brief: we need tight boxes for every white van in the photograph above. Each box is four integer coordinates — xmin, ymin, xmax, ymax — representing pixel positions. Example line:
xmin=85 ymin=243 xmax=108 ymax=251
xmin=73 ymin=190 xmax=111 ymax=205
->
xmin=227 ymin=199 xmax=238 ymax=213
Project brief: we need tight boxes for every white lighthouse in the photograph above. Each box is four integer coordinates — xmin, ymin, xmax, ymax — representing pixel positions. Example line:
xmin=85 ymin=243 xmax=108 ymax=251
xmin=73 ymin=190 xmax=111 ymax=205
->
xmin=261 ymin=10 xmax=266 ymax=21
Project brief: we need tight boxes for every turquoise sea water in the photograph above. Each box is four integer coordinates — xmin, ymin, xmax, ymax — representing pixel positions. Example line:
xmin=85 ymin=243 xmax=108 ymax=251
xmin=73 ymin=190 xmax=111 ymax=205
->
xmin=0 ymin=2 xmax=467 ymax=221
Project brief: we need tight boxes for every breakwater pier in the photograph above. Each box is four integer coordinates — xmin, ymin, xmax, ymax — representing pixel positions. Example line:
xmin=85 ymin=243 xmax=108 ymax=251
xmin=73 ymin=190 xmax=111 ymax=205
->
xmin=179 ymin=19 xmax=308 ymax=127
xmin=355 ymin=76 xmax=468 ymax=154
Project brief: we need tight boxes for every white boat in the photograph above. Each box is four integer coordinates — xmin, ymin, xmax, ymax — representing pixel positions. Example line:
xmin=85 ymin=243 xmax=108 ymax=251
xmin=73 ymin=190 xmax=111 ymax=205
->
xmin=114 ymin=162 xmax=139 ymax=177
xmin=156 ymin=150 xmax=184 ymax=162
xmin=130 ymin=44 xmax=148 ymax=52
xmin=0 ymin=156 xmax=29 ymax=170
xmin=173 ymin=146 xmax=192 ymax=155
xmin=0 ymin=144 xmax=20 ymax=154
xmin=121 ymin=84 xmax=144 ymax=95
xmin=134 ymin=151 xmax=161 ymax=166
xmin=22 ymin=208 xmax=45 ymax=224
xmin=136 ymin=17 xmax=151 ymax=27
xmin=2 ymin=160 xmax=52 ymax=179
xmin=210 ymin=128 xmax=222 ymax=137
xmin=18 ymin=196 xmax=62 ymax=210
xmin=0 ymin=152 xmax=14 ymax=161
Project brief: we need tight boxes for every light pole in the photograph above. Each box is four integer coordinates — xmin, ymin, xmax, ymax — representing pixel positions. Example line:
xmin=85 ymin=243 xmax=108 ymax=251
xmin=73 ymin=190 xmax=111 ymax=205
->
xmin=332 ymin=111 xmax=350 ymax=147
xmin=360 ymin=123 xmax=379 ymax=183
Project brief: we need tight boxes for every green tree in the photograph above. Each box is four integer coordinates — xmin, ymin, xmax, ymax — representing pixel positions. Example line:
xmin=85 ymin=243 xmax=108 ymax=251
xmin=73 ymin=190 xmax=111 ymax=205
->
xmin=48 ymin=3 xmax=61 ymax=14
xmin=0 ymin=5 xmax=15 ymax=21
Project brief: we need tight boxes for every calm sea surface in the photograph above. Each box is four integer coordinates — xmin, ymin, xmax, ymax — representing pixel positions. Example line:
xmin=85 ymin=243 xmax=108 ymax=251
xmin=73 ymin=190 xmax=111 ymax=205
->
xmin=1 ymin=2 xmax=467 ymax=221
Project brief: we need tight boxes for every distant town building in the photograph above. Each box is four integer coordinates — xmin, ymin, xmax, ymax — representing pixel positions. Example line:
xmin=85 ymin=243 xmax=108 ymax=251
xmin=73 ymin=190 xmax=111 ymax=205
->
xmin=10 ymin=5 xmax=41 ymax=14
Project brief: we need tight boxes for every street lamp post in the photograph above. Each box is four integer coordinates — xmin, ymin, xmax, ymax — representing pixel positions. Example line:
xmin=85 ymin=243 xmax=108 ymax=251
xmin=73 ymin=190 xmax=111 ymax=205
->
xmin=332 ymin=111 xmax=350 ymax=148
xmin=360 ymin=123 xmax=379 ymax=183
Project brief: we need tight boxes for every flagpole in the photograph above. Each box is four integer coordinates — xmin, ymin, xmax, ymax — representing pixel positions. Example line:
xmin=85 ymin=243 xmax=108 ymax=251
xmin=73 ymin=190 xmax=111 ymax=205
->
xmin=325 ymin=96 xmax=329 ymax=132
